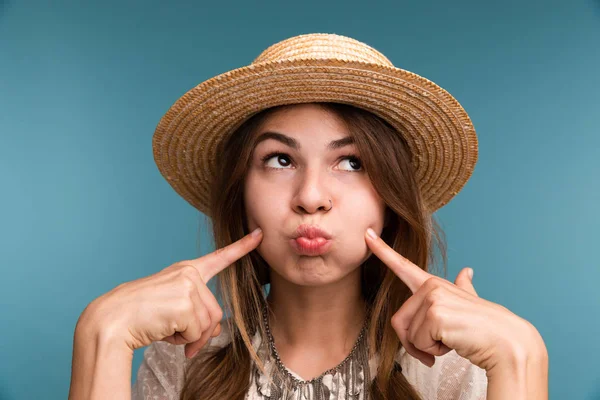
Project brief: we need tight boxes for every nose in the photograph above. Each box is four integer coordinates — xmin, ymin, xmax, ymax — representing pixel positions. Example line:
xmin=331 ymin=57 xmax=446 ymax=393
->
xmin=291 ymin=169 xmax=332 ymax=215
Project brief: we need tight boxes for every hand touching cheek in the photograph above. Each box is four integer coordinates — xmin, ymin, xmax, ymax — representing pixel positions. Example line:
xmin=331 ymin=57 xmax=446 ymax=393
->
xmin=364 ymin=228 xmax=546 ymax=374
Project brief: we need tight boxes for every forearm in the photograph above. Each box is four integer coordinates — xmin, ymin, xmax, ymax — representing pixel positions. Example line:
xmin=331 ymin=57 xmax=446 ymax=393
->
xmin=69 ymin=310 xmax=133 ymax=400
xmin=486 ymin=328 xmax=549 ymax=400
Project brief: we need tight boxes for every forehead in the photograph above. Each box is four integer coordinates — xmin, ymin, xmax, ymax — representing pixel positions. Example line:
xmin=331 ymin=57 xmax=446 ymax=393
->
xmin=257 ymin=104 xmax=348 ymax=136
xmin=252 ymin=105 xmax=356 ymax=152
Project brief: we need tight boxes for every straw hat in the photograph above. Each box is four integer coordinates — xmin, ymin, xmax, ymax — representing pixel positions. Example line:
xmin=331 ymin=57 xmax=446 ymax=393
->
xmin=152 ymin=33 xmax=478 ymax=216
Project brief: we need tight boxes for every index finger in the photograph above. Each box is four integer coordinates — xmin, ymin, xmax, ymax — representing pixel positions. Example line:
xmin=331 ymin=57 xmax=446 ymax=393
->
xmin=190 ymin=227 xmax=263 ymax=282
xmin=365 ymin=228 xmax=432 ymax=294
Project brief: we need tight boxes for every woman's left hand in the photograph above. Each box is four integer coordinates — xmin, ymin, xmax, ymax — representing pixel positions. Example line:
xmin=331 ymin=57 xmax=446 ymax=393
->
xmin=364 ymin=228 xmax=545 ymax=373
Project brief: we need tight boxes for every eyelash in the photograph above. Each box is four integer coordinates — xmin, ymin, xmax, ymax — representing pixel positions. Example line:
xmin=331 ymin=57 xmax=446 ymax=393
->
xmin=260 ymin=151 xmax=363 ymax=172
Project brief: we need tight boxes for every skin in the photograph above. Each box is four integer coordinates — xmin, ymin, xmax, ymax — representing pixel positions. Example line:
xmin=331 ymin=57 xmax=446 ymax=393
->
xmin=242 ymin=103 xmax=548 ymax=398
xmin=364 ymin=229 xmax=548 ymax=399
xmin=68 ymin=102 xmax=547 ymax=399
xmin=243 ymin=103 xmax=387 ymax=379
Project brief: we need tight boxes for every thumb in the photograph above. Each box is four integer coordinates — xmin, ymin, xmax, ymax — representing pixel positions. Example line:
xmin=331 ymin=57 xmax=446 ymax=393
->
xmin=454 ymin=267 xmax=479 ymax=297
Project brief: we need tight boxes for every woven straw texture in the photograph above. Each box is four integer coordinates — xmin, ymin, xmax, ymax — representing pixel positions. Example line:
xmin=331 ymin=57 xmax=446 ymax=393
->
xmin=152 ymin=33 xmax=478 ymax=216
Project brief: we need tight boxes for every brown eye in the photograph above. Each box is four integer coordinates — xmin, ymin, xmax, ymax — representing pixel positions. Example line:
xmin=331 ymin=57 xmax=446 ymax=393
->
xmin=338 ymin=156 xmax=362 ymax=172
xmin=263 ymin=153 xmax=292 ymax=169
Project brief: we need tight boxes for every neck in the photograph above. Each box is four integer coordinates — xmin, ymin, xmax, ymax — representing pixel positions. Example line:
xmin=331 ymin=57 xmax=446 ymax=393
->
xmin=265 ymin=266 xmax=367 ymax=352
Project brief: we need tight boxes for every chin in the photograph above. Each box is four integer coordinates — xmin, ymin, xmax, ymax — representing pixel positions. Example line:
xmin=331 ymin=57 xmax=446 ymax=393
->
xmin=272 ymin=257 xmax=362 ymax=287
xmin=286 ymin=272 xmax=338 ymax=287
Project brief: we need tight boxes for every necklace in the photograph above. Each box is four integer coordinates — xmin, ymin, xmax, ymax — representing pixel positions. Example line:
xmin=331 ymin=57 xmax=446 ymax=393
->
xmin=257 ymin=304 xmax=371 ymax=399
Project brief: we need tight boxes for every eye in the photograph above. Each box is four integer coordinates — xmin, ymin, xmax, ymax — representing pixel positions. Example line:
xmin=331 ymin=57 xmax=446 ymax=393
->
xmin=338 ymin=156 xmax=363 ymax=172
xmin=262 ymin=152 xmax=293 ymax=169
xmin=260 ymin=152 xmax=363 ymax=172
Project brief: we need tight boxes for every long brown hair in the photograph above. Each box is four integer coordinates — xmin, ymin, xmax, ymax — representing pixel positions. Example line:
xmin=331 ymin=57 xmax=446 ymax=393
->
xmin=180 ymin=102 xmax=447 ymax=399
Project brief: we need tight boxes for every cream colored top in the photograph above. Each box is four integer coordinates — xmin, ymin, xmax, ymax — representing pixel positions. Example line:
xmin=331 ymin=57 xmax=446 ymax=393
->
xmin=132 ymin=319 xmax=488 ymax=399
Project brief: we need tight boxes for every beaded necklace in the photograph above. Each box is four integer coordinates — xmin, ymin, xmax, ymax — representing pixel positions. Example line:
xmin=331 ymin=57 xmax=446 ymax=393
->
xmin=257 ymin=304 xmax=371 ymax=399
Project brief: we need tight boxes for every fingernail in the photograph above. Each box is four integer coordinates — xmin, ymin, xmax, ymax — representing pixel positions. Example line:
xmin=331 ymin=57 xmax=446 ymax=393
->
xmin=366 ymin=228 xmax=378 ymax=239
xmin=468 ymin=268 xmax=474 ymax=279
xmin=251 ymin=227 xmax=262 ymax=238
xmin=189 ymin=349 xmax=199 ymax=358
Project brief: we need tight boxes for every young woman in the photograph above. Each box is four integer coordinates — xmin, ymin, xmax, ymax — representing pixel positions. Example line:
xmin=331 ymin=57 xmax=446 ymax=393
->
xmin=69 ymin=34 xmax=548 ymax=400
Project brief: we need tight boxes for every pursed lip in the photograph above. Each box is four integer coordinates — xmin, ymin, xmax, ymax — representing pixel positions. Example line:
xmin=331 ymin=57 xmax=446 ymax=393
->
xmin=292 ymin=224 xmax=332 ymax=240
xmin=290 ymin=224 xmax=333 ymax=256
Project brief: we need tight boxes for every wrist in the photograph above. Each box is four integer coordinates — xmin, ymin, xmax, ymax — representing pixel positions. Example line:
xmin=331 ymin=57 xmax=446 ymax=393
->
xmin=76 ymin=298 xmax=130 ymax=350
xmin=490 ymin=316 xmax=545 ymax=367
xmin=70 ymin=305 xmax=134 ymax=400
xmin=487 ymin=323 xmax=549 ymax=400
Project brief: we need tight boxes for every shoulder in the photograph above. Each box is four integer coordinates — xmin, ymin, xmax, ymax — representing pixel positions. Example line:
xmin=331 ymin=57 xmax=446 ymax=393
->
xmin=395 ymin=347 xmax=488 ymax=399
xmin=132 ymin=340 xmax=186 ymax=399
xmin=132 ymin=319 xmax=235 ymax=399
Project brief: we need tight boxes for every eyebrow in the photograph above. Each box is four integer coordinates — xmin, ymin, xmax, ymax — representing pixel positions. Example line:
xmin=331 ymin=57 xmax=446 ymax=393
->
xmin=254 ymin=131 xmax=355 ymax=151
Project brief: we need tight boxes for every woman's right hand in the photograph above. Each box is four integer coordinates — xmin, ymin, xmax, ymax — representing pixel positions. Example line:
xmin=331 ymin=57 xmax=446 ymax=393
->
xmin=80 ymin=227 xmax=263 ymax=359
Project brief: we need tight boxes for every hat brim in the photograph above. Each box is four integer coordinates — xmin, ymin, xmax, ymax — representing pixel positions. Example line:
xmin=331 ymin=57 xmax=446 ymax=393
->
xmin=152 ymin=58 xmax=478 ymax=216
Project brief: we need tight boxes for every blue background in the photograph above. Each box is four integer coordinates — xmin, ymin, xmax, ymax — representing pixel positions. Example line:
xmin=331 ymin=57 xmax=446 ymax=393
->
xmin=1 ymin=0 xmax=599 ymax=398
